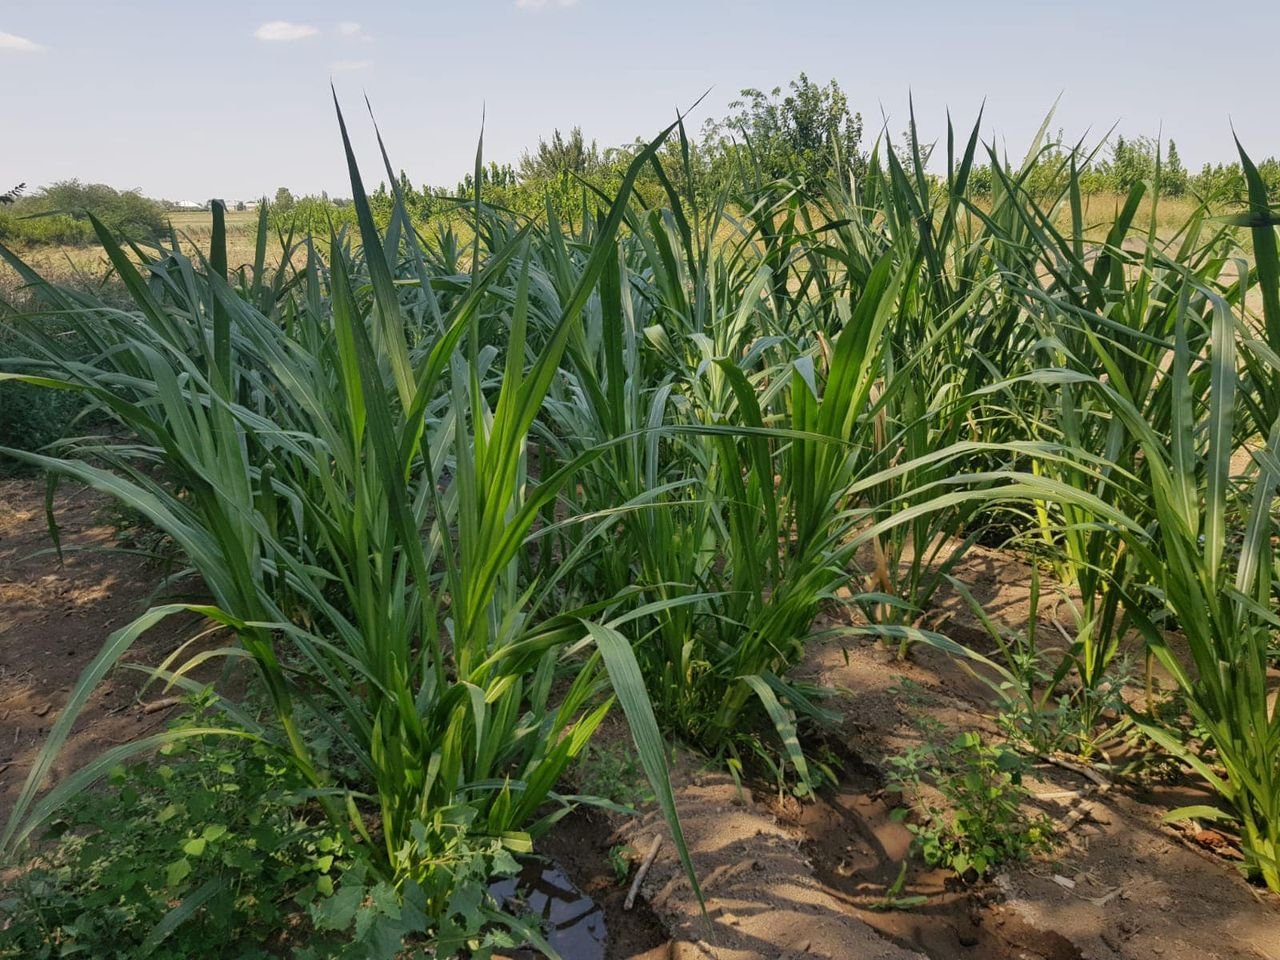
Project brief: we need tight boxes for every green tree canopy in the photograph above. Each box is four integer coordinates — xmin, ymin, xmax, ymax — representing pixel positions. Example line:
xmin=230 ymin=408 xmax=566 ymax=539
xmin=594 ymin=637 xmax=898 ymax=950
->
xmin=519 ymin=127 xmax=603 ymax=181
xmin=0 ymin=180 xmax=166 ymax=246
xmin=703 ymin=73 xmax=865 ymax=188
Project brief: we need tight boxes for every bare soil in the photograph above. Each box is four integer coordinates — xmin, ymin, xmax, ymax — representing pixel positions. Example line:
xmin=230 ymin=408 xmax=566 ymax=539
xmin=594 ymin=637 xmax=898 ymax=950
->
xmin=0 ymin=478 xmax=203 ymax=814
xmin=794 ymin=542 xmax=1280 ymax=960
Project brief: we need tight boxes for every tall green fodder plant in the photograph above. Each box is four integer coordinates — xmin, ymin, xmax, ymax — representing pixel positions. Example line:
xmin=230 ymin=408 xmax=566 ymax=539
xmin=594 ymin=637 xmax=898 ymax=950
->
xmin=950 ymin=139 xmax=1248 ymax=756
xmin=1079 ymin=167 xmax=1279 ymax=887
xmin=689 ymin=254 xmax=912 ymax=773
xmin=534 ymin=163 xmax=881 ymax=786
xmin=538 ymin=146 xmax=1020 ymax=789
xmin=1 ymin=103 xmax=700 ymax=942
xmin=810 ymin=110 xmax=1065 ymax=637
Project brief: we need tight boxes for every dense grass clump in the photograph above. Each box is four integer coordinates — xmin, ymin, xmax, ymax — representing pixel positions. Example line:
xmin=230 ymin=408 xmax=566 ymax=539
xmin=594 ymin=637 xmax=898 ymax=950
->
xmin=2 ymin=94 xmax=1279 ymax=957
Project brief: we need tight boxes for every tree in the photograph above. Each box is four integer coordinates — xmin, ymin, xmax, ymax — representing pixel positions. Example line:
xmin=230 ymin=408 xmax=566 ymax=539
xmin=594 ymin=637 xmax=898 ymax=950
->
xmin=518 ymin=127 xmax=602 ymax=182
xmin=1192 ymin=162 xmax=1244 ymax=202
xmin=0 ymin=181 xmax=168 ymax=246
xmin=273 ymin=187 xmax=295 ymax=212
xmin=457 ymin=162 xmax=519 ymax=197
xmin=703 ymin=73 xmax=865 ymax=189
xmin=1107 ymin=135 xmax=1158 ymax=193
xmin=1164 ymin=139 xmax=1189 ymax=197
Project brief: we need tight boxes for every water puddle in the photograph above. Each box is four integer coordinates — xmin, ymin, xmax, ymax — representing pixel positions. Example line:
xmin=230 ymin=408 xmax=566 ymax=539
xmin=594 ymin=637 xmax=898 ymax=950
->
xmin=490 ymin=858 xmax=607 ymax=959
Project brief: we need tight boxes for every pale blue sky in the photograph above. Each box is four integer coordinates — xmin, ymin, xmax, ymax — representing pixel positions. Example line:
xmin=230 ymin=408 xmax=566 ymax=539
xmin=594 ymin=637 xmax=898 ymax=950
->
xmin=2 ymin=0 xmax=1277 ymax=201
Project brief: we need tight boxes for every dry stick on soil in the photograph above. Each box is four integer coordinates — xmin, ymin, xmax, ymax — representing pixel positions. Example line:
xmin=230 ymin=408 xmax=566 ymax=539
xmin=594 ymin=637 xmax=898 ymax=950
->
xmin=625 ymin=836 xmax=663 ymax=911
xmin=140 ymin=696 xmax=184 ymax=715
xmin=1160 ymin=815 xmax=1251 ymax=868
xmin=1038 ymin=752 xmax=1112 ymax=788
xmin=1036 ymin=752 xmax=1112 ymax=833
xmin=1031 ymin=788 xmax=1088 ymax=801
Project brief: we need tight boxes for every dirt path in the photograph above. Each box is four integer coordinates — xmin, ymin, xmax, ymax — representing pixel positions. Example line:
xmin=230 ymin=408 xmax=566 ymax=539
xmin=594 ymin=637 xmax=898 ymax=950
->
xmin=0 ymin=478 xmax=196 ymax=815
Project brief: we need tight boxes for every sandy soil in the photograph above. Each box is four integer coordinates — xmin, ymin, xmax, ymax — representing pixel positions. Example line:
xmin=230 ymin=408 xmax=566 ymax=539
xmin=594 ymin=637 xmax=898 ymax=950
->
xmin=0 ymin=478 xmax=200 ymax=814
xmin=618 ymin=759 xmax=928 ymax=960
xmin=805 ymin=631 xmax=1280 ymax=960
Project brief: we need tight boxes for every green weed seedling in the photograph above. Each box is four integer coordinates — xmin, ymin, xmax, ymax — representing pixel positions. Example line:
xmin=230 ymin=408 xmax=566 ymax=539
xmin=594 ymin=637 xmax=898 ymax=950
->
xmin=867 ymin=861 xmax=929 ymax=912
xmin=608 ymin=844 xmax=633 ymax=885
xmin=886 ymin=718 xmax=1053 ymax=879
xmin=573 ymin=742 xmax=654 ymax=808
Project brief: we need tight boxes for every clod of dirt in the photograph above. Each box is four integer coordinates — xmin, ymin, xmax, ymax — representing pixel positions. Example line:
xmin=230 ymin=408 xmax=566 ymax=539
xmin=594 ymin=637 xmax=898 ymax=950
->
xmin=618 ymin=760 xmax=927 ymax=960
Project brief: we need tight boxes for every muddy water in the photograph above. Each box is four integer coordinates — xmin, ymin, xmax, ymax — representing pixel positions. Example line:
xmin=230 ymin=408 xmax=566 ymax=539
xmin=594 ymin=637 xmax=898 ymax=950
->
xmin=491 ymin=859 xmax=607 ymax=960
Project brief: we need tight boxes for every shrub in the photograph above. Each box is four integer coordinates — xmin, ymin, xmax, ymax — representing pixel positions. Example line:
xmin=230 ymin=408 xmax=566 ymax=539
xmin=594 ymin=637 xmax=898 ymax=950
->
xmin=0 ymin=181 xmax=167 ymax=248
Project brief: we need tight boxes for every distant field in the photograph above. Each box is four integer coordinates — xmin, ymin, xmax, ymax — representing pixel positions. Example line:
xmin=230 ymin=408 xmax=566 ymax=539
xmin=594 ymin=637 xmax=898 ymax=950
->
xmin=0 ymin=192 xmax=1254 ymax=308
xmin=1 ymin=208 xmax=264 ymax=298
xmin=165 ymin=208 xmax=263 ymax=272
xmin=164 ymin=208 xmax=260 ymax=232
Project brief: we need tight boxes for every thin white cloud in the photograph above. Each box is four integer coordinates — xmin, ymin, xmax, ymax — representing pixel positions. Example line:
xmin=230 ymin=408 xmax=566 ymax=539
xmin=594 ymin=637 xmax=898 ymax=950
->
xmin=331 ymin=59 xmax=372 ymax=72
xmin=0 ymin=31 xmax=46 ymax=52
xmin=515 ymin=0 xmax=578 ymax=8
xmin=254 ymin=21 xmax=320 ymax=41
xmin=335 ymin=21 xmax=373 ymax=42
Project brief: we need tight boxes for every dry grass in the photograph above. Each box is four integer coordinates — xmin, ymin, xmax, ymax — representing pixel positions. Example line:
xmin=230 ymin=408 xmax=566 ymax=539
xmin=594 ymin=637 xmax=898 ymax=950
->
xmin=2 ymin=209 xmax=267 ymax=307
xmin=0 ymin=193 xmax=1250 ymax=311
